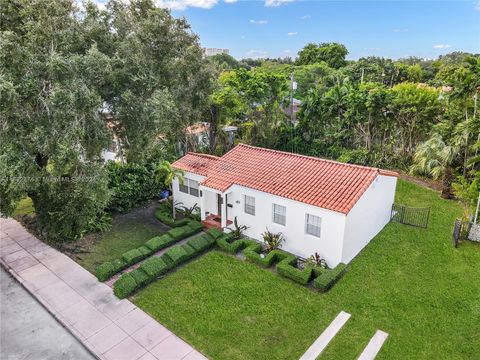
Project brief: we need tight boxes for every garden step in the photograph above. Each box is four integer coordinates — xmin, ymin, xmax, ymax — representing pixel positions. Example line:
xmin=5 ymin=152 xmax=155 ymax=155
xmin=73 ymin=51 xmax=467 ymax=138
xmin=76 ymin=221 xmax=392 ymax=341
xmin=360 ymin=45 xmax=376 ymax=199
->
xmin=357 ymin=330 xmax=389 ymax=360
xmin=299 ymin=311 xmax=351 ymax=360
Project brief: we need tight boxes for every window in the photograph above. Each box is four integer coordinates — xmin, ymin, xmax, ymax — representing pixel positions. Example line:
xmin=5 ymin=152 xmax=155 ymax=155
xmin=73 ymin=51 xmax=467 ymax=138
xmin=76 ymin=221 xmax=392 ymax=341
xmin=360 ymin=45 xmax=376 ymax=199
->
xmin=244 ymin=195 xmax=255 ymax=215
xmin=179 ymin=179 xmax=199 ymax=197
xmin=272 ymin=204 xmax=286 ymax=225
xmin=305 ymin=214 xmax=321 ymax=237
xmin=179 ymin=181 xmax=188 ymax=194
xmin=189 ymin=180 xmax=199 ymax=197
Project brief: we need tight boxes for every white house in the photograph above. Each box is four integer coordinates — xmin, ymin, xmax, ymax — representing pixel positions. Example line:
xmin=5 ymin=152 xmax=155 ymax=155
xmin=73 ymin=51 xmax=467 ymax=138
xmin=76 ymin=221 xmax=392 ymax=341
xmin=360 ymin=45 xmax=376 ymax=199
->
xmin=172 ymin=144 xmax=398 ymax=267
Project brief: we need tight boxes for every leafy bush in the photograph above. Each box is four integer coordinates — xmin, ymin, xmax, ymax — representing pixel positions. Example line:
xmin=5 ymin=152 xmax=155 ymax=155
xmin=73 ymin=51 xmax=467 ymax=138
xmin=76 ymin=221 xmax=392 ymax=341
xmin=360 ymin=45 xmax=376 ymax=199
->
xmin=230 ymin=217 xmax=248 ymax=240
xmin=96 ymin=259 xmax=127 ymax=282
xmin=277 ymin=259 xmax=314 ymax=286
xmin=187 ymin=220 xmax=204 ymax=233
xmin=313 ymin=263 xmax=347 ymax=292
xmin=167 ymin=227 xmax=187 ymax=240
xmin=206 ymin=228 xmax=224 ymax=240
xmin=130 ymin=268 xmax=150 ymax=287
xmin=122 ymin=248 xmax=144 ymax=265
xmin=216 ymin=236 xmax=255 ymax=253
xmin=106 ymin=162 xmax=163 ymax=213
xmin=164 ymin=245 xmax=189 ymax=265
xmin=262 ymin=229 xmax=284 ymax=251
xmin=113 ymin=273 xmax=138 ymax=299
xmin=139 ymin=256 xmax=170 ymax=277
xmin=182 ymin=244 xmax=196 ymax=260
xmin=139 ymin=245 xmax=153 ymax=258
xmin=306 ymin=252 xmax=328 ymax=269
xmin=154 ymin=207 xmax=189 ymax=227
xmin=145 ymin=234 xmax=175 ymax=252
xmin=243 ymin=243 xmax=267 ymax=267
xmin=187 ymin=235 xmax=212 ymax=252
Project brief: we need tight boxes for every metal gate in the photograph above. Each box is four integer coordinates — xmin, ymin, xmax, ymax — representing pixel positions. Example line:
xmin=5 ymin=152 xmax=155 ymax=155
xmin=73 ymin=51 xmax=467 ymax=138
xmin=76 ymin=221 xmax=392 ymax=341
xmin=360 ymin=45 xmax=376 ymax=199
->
xmin=390 ymin=204 xmax=431 ymax=228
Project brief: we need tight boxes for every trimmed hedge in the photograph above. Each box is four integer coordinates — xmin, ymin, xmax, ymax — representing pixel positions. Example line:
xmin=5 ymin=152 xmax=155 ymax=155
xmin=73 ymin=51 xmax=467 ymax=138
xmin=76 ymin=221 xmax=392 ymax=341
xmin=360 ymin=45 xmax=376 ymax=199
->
xmin=122 ymin=248 xmax=145 ymax=265
xmin=164 ymin=245 xmax=190 ymax=265
xmin=167 ymin=227 xmax=188 ymax=240
xmin=187 ymin=234 xmax=215 ymax=252
xmin=216 ymin=236 xmax=256 ymax=254
xmin=139 ymin=256 xmax=170 ymax=277
xmin=276 ymin=259 xmax=314 ymax=286
xmin=113 ymin=273 xmax=137 ymax=299
xmin=188 ymin=220 xmax=204 ymax=233
xmin=145 ymin=234 xmax=175 ymax=252
xmin=139 ymin=245 xmax=153 ymax=258
xmin=206 ymin=228 xmax=224 ymax=240
xmin=313 ymin=263 xmax=348 ymax=292
xmin=96 ymin=259 xmax=128 ymax=282
xmin=130 ymin=268 xmax=150 ymax=287
xmin=154 ymin=208 xmax=190 ymax=227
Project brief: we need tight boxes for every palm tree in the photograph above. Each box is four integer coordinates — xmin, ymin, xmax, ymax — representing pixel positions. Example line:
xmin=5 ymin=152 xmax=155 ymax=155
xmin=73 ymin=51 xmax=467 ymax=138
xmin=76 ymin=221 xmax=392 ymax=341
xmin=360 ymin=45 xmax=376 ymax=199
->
xmin=411 ymin=133 xmax=460 ymax=199
xmin=155 ymin=160 xmax=185 ymax=219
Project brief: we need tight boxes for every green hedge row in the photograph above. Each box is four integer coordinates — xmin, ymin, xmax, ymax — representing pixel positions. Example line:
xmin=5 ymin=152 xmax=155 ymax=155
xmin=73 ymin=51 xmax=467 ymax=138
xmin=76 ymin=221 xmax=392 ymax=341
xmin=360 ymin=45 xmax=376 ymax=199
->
xmin=113 ymin=230 xmax=216 ymax=299
xmin=96 ymin=220 xmax=203 ymax=281
xmin=154 ymin=208 xmax=190 ymax=227
xmin=313 ymin=263 xmax=347 ymax=292
xmin=216 ymin=234 xmax=257 ymax=254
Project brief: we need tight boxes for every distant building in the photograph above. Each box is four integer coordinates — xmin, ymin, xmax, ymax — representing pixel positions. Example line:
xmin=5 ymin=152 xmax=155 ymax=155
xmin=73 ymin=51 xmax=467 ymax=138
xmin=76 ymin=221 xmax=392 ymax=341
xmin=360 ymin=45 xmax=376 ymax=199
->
xmin=203 ymin=48 xmax=229 ymax=57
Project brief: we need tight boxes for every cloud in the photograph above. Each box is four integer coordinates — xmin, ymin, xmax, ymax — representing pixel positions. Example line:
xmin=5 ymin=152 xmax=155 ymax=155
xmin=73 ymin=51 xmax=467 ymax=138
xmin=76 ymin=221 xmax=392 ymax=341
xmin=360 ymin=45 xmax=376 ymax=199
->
xmin=300 ymin=15 xmax=311 ymax=19
xmin=393 ymin=28 xmax=409 ymax=33
xmin=250 ymin=19 xmax=268 ymax=25
xmin=363 ymin=47 xmax=381 ymax=51
xmin=246 ymin=49 xmax=268 ymax=59
xmin=265 ymin=0 xmax=295 ymax=7
xmin=433 ymin=44 xmax=452 ymax=49
xmin=156 ymin=0 xmax=219 ymax=10
xmin=224 ymin=0 xmax=237 ymax=3
xmin=474 ymin=1 xmax=480 ymax=11
xmin=287 ymin=32 xmax=298 ymax=36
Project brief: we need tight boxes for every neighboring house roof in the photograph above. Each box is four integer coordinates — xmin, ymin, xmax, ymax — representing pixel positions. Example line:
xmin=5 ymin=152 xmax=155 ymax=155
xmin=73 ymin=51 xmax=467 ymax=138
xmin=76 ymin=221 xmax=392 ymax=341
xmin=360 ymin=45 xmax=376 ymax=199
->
xmin=173 ymin=152 xmax=219 ymax=176
xmin=173 ymin=144 xmax=398 ymax=214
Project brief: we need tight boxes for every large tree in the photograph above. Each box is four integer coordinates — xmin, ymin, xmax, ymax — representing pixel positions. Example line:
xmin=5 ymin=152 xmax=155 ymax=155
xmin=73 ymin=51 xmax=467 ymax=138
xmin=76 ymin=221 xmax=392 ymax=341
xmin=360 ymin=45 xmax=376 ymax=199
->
xmin=296 ymin=42 xmax=348 ymax=69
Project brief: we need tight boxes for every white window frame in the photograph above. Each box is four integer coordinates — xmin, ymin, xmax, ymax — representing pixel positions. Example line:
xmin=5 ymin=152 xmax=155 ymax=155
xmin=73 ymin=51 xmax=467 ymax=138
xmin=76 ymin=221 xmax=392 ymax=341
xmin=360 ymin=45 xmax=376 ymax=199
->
xmin=272 ymin=204 xmax=286 ymax=226
xmin=244 ymin=195 xmax=255 ymax=215
xmin=179 ymin=180 xmax=189 ymax=194
xmin=305 ymin=213 xmax=321 ymax=238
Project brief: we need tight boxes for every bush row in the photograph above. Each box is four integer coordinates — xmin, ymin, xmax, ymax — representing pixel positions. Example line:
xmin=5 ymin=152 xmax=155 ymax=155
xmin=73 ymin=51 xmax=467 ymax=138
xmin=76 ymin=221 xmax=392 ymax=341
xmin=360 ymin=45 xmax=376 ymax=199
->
xmin=113 ymin=229 xmax=218 ymax=298
xmin=96 ymin=220 xmax=203 ymax=281
xmin=313 ymin=263 xmax=347 ymax=292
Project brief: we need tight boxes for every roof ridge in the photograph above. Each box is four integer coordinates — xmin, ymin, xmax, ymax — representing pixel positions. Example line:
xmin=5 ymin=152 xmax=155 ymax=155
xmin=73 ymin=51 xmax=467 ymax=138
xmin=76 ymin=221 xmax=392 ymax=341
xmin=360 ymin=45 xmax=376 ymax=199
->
xmin=234 ymin=143 xmax=382 ymax=173
xmin=185 ymin=152 xmax=219 ymax=160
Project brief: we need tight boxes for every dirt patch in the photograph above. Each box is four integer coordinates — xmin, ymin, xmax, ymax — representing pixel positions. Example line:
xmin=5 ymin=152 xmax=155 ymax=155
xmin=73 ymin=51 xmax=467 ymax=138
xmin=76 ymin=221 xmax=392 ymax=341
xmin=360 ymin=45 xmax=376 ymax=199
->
xmin=397 ymin=172 xmax=442 ymax=192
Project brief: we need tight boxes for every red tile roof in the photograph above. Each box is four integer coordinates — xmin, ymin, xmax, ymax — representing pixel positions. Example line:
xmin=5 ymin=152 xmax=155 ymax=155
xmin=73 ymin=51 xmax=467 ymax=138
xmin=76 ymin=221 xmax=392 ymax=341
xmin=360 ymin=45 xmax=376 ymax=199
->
xmin=173 ymin=144 xmax=397 ymax=214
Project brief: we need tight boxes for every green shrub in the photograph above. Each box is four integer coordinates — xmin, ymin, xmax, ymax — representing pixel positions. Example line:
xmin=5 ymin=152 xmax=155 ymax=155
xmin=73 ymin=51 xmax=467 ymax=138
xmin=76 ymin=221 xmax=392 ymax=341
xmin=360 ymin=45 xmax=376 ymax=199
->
xmin=313 ymin=263 xmax=347 ymax=292
xmin=139 ymin=245 xmax=153 ymax=258
xmin=96 ymin=258 xmax=127 ymax=282
xmin=160 ymin=253 xmax=174 ymax=269
xmin=122 ymin=248 xmax=144 ymax=265
xmin=243 ymin=243 xmax=268 ymax=267
xmin=154 ymin=208 xmax=190 ymax=227
xmin=187 ymin=220 xmax=204 ymax=233
xmin=164 ymin=245 xmax=189 ymax=265
xmin=187 ymin=235 xmax=211 ymax=252
xmin=277 ymin=261 xmax=314 ymax=286
xmin=139 ymin=257 xmax=169 ymax=277
xmin=206 ymin=228 xmax=224 ymax=239
xmin=113 ymin=273 xmax=138 ymax=299
xmin=168 ymin=227 xmax=187 ymax=240
xmin=130 ymin=268 xmax=150 ymax=287
xmin=145 ymin=234 xmax=175 ymax=252
xmin=182 ymin=244 xmax=196 ymax=260
xmin=106 ymin=162 xmax=161 ymax=213
xmin=216 ymin=236 xmax=255 ymax=254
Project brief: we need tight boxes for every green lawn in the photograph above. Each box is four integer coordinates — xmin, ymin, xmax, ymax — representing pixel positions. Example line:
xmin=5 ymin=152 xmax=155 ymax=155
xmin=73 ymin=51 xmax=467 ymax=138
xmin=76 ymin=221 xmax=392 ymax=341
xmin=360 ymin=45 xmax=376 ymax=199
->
xmin=73 ymin=206 xmax=168 ymax=274
xmin=133 ymin=180 xmax=480 ymax=360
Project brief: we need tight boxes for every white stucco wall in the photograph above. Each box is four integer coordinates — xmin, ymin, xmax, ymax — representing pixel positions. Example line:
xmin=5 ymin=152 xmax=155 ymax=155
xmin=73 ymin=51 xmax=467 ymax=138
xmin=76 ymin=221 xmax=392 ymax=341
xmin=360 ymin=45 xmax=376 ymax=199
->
xmin=341 ymin=175 xmax=397 ymax=264
xmin=172 ymin=172 xmax=205 ymax=210
xmin=223 ymin=185 xmax=346 ymax=267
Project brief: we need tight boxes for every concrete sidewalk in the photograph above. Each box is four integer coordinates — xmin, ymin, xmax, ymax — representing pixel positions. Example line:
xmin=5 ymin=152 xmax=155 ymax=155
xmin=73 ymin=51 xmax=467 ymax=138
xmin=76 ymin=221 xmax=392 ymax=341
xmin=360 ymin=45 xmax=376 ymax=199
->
xmin=0 ymin=218 xmax=207 ymax=360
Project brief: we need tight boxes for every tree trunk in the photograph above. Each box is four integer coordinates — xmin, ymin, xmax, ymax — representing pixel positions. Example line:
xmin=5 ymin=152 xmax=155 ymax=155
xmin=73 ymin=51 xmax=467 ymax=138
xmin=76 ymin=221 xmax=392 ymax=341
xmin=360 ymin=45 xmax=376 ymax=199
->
xmin=209 ymin=105 xmax=218 ymax=155
xmin=441 ymin=166 xmax=454 ymax=199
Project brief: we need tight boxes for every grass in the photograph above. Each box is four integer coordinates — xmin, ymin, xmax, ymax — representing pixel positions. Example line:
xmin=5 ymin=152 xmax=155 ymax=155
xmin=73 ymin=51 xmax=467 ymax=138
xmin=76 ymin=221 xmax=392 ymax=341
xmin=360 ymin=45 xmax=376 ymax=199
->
xmin=133 ymin=180 xmax=479 ymax=359
xmin=73 ymin=206 xmax=168 ymax=274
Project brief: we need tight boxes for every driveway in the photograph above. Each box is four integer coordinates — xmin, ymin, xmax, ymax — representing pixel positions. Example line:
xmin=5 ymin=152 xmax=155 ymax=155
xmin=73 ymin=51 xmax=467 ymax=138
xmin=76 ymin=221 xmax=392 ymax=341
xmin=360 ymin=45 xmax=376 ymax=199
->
xmin=0 ymin=267 xmax=95 ymax=360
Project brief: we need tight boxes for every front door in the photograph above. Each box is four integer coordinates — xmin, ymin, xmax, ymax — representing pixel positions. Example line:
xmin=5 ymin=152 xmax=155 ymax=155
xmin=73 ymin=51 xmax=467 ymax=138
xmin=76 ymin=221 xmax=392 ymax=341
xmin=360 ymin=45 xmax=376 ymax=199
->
xmin=217 ymin=193 xmax=222 ymax=218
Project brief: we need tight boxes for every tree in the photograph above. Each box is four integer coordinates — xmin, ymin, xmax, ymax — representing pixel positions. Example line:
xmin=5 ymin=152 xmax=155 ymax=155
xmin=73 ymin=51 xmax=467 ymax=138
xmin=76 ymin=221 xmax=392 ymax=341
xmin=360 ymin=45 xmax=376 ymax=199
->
xmin=296 ymin=43 xmax=348 ymax=69
xmin=411 ymin=133 xmax=460 ymax=198
xmin=155 ymin=161 xmax=184 ymax=219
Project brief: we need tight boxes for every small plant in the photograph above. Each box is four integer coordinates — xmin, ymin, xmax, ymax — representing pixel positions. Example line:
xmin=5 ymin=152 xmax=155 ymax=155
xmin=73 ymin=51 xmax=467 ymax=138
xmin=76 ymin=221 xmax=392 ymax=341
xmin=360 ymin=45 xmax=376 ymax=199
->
xmin=230 ymin=217 xmax=248 ymax=240
xmin=162 ymin=198 xmax=183 ymax=220
xmin=181 ymin=203 xmax=200 ymax=218
xmin=306 ymin=252 xmax=328 ymax=269
xmin=261 ymin=229 xmax=284 ymax=252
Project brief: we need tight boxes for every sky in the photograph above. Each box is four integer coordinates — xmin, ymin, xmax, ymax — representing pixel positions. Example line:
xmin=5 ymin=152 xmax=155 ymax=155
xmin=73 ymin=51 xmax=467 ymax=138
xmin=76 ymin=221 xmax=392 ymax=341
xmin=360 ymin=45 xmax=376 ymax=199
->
xmin=94 ymin=0 xmax=480 ymax=60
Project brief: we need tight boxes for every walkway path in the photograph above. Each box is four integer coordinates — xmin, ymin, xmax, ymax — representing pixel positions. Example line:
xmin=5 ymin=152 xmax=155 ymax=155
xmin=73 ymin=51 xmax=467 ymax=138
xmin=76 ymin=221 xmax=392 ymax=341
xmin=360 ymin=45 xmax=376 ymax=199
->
xmin=0 ymin=218 xmax=207 ymax=360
